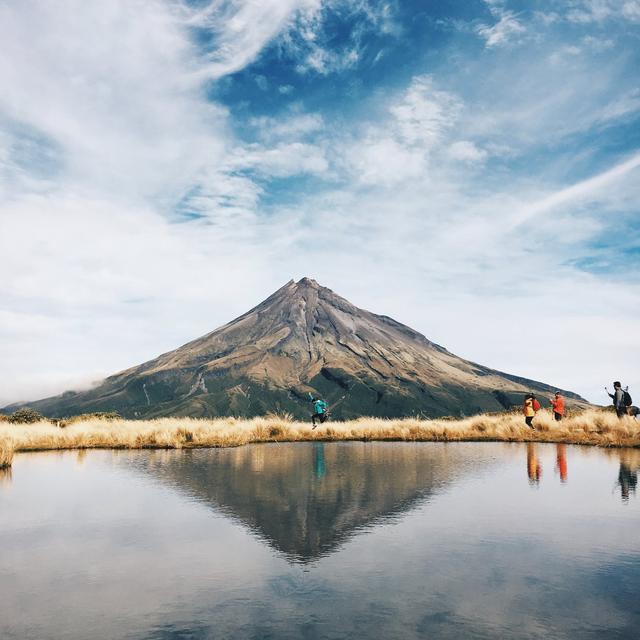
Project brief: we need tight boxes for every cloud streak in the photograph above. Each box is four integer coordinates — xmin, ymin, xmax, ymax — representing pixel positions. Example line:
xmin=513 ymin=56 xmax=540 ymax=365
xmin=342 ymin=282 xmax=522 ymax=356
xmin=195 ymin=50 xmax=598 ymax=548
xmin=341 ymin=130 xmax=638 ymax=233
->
xmin=509 ymin=152 xmax=640 ymax=228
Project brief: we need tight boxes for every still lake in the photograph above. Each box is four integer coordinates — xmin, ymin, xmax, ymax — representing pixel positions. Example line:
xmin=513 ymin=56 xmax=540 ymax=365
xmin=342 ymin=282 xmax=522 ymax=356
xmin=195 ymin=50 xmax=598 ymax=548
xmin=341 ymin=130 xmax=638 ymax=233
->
xmin=1 ymin=442 xmax=639 ymax=640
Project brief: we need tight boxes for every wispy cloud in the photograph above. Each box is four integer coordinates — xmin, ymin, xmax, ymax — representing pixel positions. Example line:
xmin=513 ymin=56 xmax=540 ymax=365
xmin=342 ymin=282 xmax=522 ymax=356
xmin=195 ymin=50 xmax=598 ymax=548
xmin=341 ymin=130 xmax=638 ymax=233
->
xmin=283 ymin=0 xmax=400 ymax=75
xmin=181 ymin=0 xmax=322 ymax=78
xmin=389 ymin=76 xmax=461 ymax=146
xmin=508 ymin=152 xmax=640 ymax=228
xmin=476 ymin=1 xmax=526 ymax=48
xmin=567 ymin=0 xmax=640 ymax=24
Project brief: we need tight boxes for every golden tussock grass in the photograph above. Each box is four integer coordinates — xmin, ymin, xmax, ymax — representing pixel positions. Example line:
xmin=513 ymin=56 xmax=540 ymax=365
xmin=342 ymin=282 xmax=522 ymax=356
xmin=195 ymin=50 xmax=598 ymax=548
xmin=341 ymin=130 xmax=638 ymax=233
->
xmin=0 ymin=409 xmax=638 ymax=466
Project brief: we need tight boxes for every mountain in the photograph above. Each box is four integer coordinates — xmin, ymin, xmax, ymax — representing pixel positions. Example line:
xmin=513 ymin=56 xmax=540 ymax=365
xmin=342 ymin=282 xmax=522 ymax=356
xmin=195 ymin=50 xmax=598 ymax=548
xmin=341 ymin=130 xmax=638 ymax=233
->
xmin=4 ymin=277 xmax=587 ymax=419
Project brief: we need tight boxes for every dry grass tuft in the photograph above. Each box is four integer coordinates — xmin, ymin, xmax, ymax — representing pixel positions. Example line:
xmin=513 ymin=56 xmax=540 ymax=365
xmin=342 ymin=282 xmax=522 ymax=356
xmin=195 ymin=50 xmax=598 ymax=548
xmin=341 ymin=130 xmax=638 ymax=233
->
xmin=0 ymin=409 xmax=637 ymax=459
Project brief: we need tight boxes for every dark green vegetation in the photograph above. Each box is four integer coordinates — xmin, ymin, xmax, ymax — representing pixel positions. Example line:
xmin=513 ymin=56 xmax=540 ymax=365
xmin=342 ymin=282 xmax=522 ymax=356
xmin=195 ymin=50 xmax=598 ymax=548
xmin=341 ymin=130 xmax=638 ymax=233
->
xmin=3 ymin=279 xmax=587 ymax=420
xmin=5 ymin=408 xmax=45 ymax=424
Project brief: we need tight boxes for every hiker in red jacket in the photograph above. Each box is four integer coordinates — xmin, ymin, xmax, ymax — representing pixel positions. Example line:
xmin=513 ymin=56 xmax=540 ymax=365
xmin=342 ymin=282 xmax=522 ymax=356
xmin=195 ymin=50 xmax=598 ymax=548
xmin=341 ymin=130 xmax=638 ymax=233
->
xmin=549 ymin=392 xmax=565 ymax=421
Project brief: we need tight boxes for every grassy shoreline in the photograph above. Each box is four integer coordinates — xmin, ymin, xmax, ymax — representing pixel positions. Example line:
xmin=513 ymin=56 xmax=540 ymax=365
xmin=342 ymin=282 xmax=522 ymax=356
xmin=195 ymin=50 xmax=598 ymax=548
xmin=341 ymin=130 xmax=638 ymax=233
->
xmin=0 ymin=409 xmax=638 ymax=466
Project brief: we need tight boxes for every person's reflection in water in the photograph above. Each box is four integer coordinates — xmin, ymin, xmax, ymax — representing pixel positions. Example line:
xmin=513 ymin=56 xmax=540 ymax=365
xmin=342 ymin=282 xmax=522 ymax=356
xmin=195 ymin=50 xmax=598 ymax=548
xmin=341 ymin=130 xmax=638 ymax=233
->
xmin=555 ymin=444 xmax=568 ymax=483
xmin=527 ymin=443 xmax=542 ymax=485
xmin=617 ymin=463 xmax=637 ymax=502
xmin=313 ymin=443 xmax=326 ymax=479
xmin=0 ymin=467 xmax=12 ymax=488
xmin=76 ymin=449 xmax=87 ymax=467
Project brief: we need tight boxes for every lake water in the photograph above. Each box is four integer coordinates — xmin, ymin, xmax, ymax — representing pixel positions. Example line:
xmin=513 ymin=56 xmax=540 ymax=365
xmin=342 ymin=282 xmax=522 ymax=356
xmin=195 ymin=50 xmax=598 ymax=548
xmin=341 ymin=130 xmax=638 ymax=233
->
xmin=1 ymin=442 xmax=639 ymax=639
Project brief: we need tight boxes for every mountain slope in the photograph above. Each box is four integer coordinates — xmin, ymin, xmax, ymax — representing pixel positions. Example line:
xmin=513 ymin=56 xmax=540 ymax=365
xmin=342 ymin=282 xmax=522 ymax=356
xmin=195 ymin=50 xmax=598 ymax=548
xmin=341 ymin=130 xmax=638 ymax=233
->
xmin=5 ymin=278 xmax=587 ymax=418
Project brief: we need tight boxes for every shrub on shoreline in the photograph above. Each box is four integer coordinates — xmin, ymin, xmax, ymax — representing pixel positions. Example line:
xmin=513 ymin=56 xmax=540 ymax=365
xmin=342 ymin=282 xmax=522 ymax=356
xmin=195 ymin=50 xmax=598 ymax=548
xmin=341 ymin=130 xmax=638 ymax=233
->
xmin=59 ymin=412 xmax=121 ymax=427
xmin=8 ymin=408 xmax=45 ymax=424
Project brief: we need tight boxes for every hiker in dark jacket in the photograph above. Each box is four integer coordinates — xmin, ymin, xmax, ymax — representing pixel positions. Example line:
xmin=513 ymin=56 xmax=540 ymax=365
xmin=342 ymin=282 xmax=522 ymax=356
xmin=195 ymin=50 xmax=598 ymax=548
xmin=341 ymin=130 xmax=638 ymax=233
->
xmin=606 ymin=382 xmax=628 ymax=419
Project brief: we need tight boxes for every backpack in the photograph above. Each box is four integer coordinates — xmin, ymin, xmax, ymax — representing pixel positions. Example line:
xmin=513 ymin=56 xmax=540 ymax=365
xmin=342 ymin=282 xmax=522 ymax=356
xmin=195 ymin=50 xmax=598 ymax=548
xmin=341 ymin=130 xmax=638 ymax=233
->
xmin=623 ymin=390 xmax=632 ymax=407
xmin=532 ymin=399 xmax=541 ymax=412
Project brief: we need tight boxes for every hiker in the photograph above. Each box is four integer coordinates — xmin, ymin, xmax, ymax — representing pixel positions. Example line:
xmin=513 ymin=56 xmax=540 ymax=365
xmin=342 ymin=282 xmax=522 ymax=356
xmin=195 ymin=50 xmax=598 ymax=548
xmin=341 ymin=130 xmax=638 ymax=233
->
xmin=309 ymin=393 xmax=328 ymax=429
xmin=549 ymin=392 xmax=565 ymax=421
xmin=606 ymin=382 xmax=631 ymax=419
xmin=523 ymin=393 xmax=539 ymax=429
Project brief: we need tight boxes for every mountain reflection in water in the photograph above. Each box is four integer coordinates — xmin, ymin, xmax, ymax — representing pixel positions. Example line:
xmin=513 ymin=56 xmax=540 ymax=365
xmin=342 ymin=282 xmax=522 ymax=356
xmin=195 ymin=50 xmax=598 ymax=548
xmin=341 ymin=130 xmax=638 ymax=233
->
xmin=2 ymin=443 xmax=640 ymax=640
xmin=128 ymin=442 xmax=498 ymax=563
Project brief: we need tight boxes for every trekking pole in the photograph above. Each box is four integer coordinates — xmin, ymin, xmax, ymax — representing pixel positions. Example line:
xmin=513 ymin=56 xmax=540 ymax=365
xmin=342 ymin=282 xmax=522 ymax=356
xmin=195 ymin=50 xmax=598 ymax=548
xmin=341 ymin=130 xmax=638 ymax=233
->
xmin=328 ymin=394 xmax=347 ymax=413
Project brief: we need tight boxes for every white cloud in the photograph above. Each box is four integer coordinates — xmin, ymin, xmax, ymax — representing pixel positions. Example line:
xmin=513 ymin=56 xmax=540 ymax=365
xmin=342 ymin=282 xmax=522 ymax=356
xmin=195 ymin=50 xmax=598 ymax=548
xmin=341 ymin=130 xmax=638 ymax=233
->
xmin=249 ymin=113 xmax=324 ymax=141
xmin=285 ymin=0 xmax=401 ymax=75
xmin=183 ymin=0 xmax=323 ymax=78
xmin=344 ymin=135 xmax=426 ymax=185
xmin=298 ymin=45 xmax=361 ymax=75
xmin=596 ymin=89 xmax=640 ymax=124
xmin=234 ymin=141 xmax=329 ymax=178
xmin=389 ymin=76 xmax=461 ymax=146
xmin=337 ymin=76 xmax=463 ymax=185
xmin=507 ymin=152 xmax=640 ymax=229
xmin=581 ymin=35 xmax=615 ymax=51
xmin=567 ymin=0 xmax=640 ymax=23
xmin=0 ymin=0 xmax=226 ymax=203
xmin=548 ymin=44 xmax=583 ymax=65
xmin=476 ymin=11 xmax=526 ymax=48
xmin=447 ymin=141 xmax=488 ymax=163
xmin=624 ymin=0 xmax=640 ymax=19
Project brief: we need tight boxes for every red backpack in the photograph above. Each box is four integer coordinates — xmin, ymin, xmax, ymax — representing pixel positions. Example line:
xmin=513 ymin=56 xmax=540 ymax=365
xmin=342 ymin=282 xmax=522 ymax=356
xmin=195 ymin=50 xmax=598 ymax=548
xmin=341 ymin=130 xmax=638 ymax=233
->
xmin=532 ymin=398 xmax=541 ymax=412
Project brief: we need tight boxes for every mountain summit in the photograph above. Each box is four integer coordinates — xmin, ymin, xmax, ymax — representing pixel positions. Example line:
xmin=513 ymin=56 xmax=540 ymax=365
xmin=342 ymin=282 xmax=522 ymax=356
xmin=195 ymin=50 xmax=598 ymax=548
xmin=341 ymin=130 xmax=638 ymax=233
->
xmin=8 ymin=278 xmax=586 ymax=418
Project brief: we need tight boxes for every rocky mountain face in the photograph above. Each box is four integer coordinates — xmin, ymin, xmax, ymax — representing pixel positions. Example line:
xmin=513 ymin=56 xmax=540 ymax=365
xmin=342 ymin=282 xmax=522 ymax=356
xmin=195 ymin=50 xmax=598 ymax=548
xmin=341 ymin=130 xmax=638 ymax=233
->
xmin=5 ymin=278 xmax=587 ymax=419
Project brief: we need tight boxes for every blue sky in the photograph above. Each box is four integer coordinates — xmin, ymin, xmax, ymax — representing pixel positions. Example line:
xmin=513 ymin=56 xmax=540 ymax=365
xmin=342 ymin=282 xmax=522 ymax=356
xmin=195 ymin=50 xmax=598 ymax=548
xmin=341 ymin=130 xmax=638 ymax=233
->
xmin=0 ymin=0 xmax=639 ymax=405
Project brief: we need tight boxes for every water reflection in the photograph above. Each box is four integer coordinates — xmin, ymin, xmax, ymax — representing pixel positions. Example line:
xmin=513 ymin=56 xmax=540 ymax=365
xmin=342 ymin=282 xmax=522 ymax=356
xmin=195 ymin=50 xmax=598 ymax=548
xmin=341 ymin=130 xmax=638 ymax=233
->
xmin=526 ymin=444 xmax=570 ymax=486
xmin=313 ymin=442 xmax=326 ymax=479
xmin=556 ymin=444 xmax=568 ymax=483
xmin=616 ymin=450 xmax=640 ymax=502
xmin=0 ymin=467 xmax=11 ymax=487
xmin=527 ymin=443 xmax=542 ymax=485
xmin=521 ymin=444 xmax=640 ymax=503
xmin=130 ymin=442 xmax=498 ymax=563
xmin=2 ymin=443 xmax=640 ymax=640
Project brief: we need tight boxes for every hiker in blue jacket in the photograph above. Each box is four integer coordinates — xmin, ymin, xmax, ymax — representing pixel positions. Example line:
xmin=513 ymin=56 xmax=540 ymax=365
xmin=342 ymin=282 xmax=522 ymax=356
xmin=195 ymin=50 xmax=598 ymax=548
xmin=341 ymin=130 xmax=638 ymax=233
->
xmin=309 ymin=393 xmax=328 ymax=428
